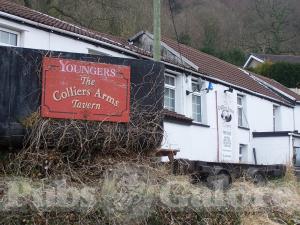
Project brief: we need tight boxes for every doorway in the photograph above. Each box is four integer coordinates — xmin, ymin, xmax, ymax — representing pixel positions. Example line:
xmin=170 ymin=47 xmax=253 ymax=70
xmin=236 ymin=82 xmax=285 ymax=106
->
xmin=239 ymin=144 xmax=248 ymax=163
xmin=294 ymin=147 xmax=300 ymax=167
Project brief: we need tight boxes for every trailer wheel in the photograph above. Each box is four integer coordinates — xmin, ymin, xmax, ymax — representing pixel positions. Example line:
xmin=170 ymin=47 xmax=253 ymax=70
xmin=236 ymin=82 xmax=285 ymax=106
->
xmin=207 ymin=173 xmax=231 ymax=190
xmin=246 ymin=168 xmax=267 ymax=185
xmin=252 ymin=172 xmax=267 ymax=185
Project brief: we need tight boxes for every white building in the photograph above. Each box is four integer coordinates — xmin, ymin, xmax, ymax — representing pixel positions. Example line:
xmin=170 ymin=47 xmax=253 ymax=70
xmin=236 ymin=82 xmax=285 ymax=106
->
xmin=0 ymin=0 xmax=299 ymax=166
xmin=243 ymin=53 xmax=300 ymax=69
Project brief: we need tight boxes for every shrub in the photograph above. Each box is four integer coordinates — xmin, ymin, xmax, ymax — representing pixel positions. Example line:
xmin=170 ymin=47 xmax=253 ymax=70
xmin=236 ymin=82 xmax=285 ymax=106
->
xmin=250 ymin=62 xmax=300 ymax=88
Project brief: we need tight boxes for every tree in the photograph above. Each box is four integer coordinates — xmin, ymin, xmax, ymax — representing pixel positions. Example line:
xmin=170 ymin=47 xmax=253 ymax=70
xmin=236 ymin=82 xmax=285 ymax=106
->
xmin=178 ymin=32 xmax=191 ymax=46
xmin=245 ymin=0 xmax=298 ymax=54
xmin=23 ymin=0 xmax=32 ymax=7
xmin=200 ymin=18 xmax=220 ymax=55
xmin=11 ymin=0 xmax=300 ymax=56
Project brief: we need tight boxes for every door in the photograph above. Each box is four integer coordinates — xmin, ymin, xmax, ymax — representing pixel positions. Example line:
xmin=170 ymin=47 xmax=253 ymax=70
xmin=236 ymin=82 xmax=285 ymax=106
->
xmin=239 ymin=144 xmax=248 ymax=163
xmin=295 ymin=147 xmax=300 ymax=167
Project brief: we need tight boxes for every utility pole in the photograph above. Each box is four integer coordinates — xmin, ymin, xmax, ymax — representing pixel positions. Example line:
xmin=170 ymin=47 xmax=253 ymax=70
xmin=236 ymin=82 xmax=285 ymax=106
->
xmin=153 ymin=0 xmax=161 ymax=61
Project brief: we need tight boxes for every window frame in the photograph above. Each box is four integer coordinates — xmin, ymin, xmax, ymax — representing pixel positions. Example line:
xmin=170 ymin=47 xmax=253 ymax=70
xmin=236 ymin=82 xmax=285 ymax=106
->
xmin=239 ymin=145 xmax=243 ymax=162
xmin=237 ymin=94 xmax=248 ymax=128
xmin=239 ymin=144 xmax=248 ymax=163
xmin=164 ymin=74 xmax=176 ymax=111
xmin=191 ymin=80 xmax=202 ymax=123
xmin=273 ymin=105 xmax=280 ymax=131
xmin=237 ymin=95 xmax=244 ymax=127
xmin=0 ymin=27 xmax=20 ymax=47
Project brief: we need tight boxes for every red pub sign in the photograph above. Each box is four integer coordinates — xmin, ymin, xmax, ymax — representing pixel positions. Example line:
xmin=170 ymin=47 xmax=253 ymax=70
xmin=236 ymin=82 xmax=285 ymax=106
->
xmin=41 ymin=57 xmax=130 ymax=122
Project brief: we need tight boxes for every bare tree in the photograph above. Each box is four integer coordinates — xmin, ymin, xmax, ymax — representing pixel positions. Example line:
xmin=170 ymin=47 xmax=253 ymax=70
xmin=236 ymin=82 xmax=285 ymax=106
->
xmin=9 ymin=0 xmax=300 ymax=55
xmin=244 ymin=0 xmax=298 ymax=54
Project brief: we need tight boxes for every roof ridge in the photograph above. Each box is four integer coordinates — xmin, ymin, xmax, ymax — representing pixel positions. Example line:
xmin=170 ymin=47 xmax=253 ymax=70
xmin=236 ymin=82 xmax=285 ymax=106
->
xmin=249 ymin=73 xmax=294 ymax=104
xmin=162 ymin=35 xmax=243 ymax=72
xmin=2 ymin=0 xmax=86 ymax=30
xmin=1 ymin=0 xmax=31 ymax=10
xmin=251 ymin=72 xmax=300 ymax=101
xmin=252 ymin=53 xmax=300 ymax=57
xmin=237 ymin=69 xmax=292 ymax=104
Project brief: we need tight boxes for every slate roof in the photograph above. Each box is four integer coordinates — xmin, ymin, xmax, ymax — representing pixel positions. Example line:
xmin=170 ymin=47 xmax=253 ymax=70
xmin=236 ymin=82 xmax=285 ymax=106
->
xmin=0 ymin=0 xmax=150 ymax=56
xmin=252 ymin=73 xmax=300 ymax=102
xmin=160 ymin=36 xmax=296 ymax=105
xmin=163 ymin=109 xmax=193 ymax=123
xmin=251 ymin=53 xmax=300 ymax=64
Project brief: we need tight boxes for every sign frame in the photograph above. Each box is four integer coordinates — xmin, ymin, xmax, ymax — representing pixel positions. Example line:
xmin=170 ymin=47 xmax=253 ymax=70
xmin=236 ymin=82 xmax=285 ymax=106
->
xmin=41 ymin=57 xmax=131 ymax=122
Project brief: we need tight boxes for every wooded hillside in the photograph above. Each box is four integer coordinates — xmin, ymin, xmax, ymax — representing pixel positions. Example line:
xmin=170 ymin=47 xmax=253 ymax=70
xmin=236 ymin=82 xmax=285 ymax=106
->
xmin=12 ymin=0 xmax=300 ymax=66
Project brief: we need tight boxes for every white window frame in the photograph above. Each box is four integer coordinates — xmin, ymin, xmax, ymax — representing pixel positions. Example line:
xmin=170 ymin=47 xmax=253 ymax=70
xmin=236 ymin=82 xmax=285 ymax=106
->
xmin=237 ymin=94 xmax=248 ymax=128
xmin=239 ymin=144 xmax=248 ymax=163
xmin=191 ymin=80 xmax=202 ymax=123
xmin=164 ymin=74 xmax=176 ymax=111
xmin=273 ymin=105 xmax=280 ymax=131
xmin=0 ymin=27 xmax=20 ymax=47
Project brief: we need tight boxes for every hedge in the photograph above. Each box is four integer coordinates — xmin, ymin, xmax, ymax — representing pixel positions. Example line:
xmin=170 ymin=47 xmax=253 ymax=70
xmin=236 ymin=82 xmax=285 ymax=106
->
xmin=250 ymin=62 xmax=300 ymax=88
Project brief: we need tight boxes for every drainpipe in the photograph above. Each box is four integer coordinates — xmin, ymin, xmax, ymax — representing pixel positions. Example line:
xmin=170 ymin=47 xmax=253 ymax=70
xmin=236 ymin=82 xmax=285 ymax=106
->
xmin=293 ymin=107 xmax=296 ymax=131
xmin=215 ymin=91 xmax=220 ymax=162
xmin=288 ymin=134 xmax=293 ymax=165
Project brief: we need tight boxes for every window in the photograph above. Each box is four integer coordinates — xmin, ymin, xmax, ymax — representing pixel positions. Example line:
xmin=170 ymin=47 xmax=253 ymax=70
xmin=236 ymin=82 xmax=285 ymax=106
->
xmin=239 ymin=144 xmax=248 ymax=163
xmin=237 ymin=95 xmax=247 ymax=127
xmin=0 ymin=29 xmax=18 ymax=46
xmin=273 ymin=105 xmax=280 ymax=131
xmin=192 ymin=81 xmax=202 ymax=122
xmin=88 ymin=49 xmax=110 ymax=56
xmin=164 ymin=75 xmax=176 ymax=111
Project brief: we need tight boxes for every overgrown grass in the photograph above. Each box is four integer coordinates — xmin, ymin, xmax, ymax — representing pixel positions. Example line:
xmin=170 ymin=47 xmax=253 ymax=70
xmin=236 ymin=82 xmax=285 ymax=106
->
xmin=0 ymin=161 xmax=299 ymax=225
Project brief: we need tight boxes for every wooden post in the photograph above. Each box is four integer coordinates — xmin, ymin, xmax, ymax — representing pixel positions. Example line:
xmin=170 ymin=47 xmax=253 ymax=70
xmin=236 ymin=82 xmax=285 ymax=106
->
xmin=153 ymin=0 xmax=161 ymax=61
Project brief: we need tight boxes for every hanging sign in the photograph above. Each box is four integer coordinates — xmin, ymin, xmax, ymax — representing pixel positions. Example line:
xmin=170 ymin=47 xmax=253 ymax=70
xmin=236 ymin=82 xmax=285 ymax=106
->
xmin=41 ymin=57 xmax=130 ymax=122
xmin=217 ymin=91 xmax=235 ymax=162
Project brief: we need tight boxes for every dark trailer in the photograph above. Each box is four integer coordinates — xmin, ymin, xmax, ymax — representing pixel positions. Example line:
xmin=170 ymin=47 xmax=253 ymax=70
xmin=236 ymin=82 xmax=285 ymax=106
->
xmin=173 ymin=158 xmax=286 ymax=188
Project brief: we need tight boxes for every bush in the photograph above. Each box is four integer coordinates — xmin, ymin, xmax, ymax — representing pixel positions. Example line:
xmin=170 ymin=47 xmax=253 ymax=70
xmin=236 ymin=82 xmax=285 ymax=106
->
xmin=250 ymin=62 xmax=300 ymax=88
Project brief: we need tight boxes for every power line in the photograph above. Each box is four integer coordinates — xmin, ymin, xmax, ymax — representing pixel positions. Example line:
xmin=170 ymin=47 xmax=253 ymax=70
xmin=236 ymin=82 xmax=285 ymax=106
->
xmin=153 ymin=0 xmax=161 ymax=61
xmin=167 ymin=0 xmax=185 ymax=69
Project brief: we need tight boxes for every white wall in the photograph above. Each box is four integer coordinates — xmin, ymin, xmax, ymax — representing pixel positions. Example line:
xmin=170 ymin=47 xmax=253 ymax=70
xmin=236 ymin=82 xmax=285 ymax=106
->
xmin=248 ymin=59 xmax=262 ymax=68
xmin=162 ymin=73 xmax=297 ymax=165
xmin=162 ymin=75 xmax=219 ymax=162
xmin=295 ymin=106 xmax=300 ymax=131
xmin=246 ymin=94 xmax=295 ymax=132
xmin=163 ymin=121 xmax=218 ymax=162
xmin=247 ymin=95 xmax=274 ymax=132
xmin=280 ymin=106 xmax=295 ymax=131
xmin=253 ymin=137 xmax=291 ymax=165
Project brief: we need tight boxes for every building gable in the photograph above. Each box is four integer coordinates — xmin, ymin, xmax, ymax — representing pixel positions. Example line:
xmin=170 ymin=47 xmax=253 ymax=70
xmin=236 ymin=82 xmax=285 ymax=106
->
xmin=129 ymin=31 xmax=198 ymax=70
